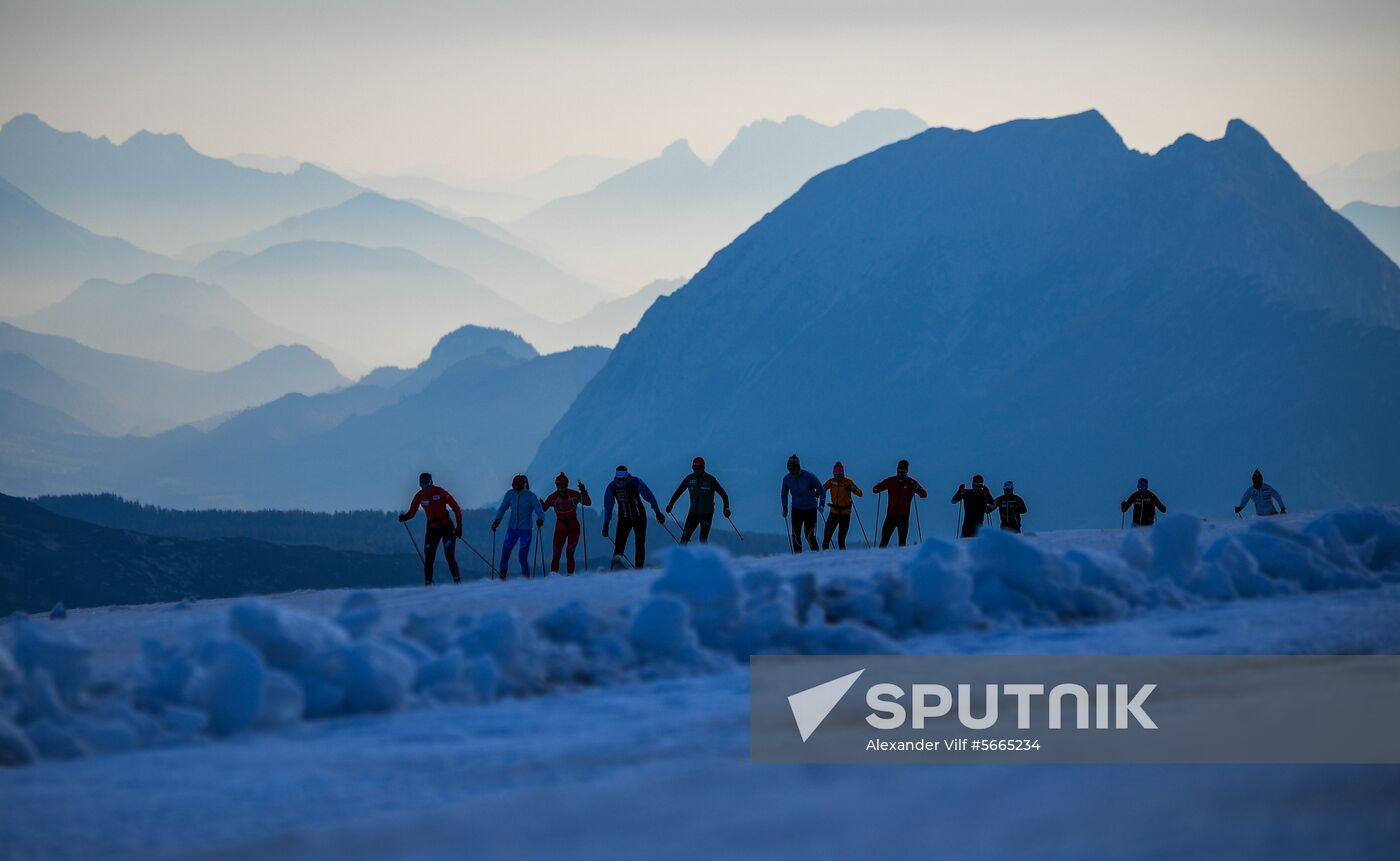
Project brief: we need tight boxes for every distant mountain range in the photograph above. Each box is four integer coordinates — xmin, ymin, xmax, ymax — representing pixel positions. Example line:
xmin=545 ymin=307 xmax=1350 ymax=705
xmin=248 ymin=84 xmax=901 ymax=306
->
xmin=188 ymin=191 xmax=610 ymax=321
xmin=1341 ymin=202 xmax=1400 ymax=265
xmin=534 ymin=111 xmax=1400 ymax=528
xmin=0 ymin=322 xmax=348 ymax=435
xmin=0 ymin=325 xmax=608 ymax=511
xmin=1308 ymin=145 xmax=1400 ymax=207
xmin=512 ymin=110 xmax=928 ymax=288
xmin=0 ymin=175 xmax=180 ymax=314
xmin=10 ymin=273 xmax=340 ymax=373
xmin=0 ymin=493 xmax=420 ymax=614
xmin=0 ymin=114 xmax=362 ymax=254
xmin=196 ymin=239 xmax=550 ymax=369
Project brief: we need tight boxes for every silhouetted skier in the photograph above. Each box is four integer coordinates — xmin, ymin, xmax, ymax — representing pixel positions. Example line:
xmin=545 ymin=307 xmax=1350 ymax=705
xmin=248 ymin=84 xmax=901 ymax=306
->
xmin=873 ymin=459 xmax=928 ymax=547
xmin=1236 ymin=469 xmax=1286 ymax=516
xmin=1122 ymin=477 xmax=1167 ymax=527
xmin=821 ymin=462 xmax=863 ymax=549
xmin=993 ymin=481 xmax=1028 ymax=533
xmin=666 ymin=456 xmax=730 ymax=544
xmin=951 ymin=474 xmax=994 ymax=538
xmin=492 ymin=474 xmax=544 ymax=579
xmin=781 ymin=454 xmax=823 ymax=553
xmin=398 ymin=472 xmax=463 ymax=584
xmin=602 ymin=465 xmax=664 ymax=568
xmin=541 ymin=472 xmax=592 ymax=574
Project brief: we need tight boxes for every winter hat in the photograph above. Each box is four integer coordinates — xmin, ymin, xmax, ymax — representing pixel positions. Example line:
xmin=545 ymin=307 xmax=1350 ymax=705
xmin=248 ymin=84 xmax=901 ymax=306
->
xmin=615 ymin=465 xmax=629 ymax=479
xmin=1004 ymin=480 xmax=1014 ymax=491
xmin=787 ymin=454 xmax=800 ymax=471
xmin=693 ymin=456 xmax=705 ymax=470
xmin=897 ymin=459 xmax=909 ymax=474
xmin=555 ymin=472 xmax=569 ymax=488
xmin=1138 ymin=477 xmax=1149 ymax=489
xmin=419 ymin=472 xmax=433 ymax=488
xmin=512 ymin=474 xmax=527 ymax=490
xmin=833 ymin=461 xmax=845 ymax=476
xmin=972 ymin=474 xmax=984 ymax=485
xmin=1252 ymin=468 xmax=1263 ymax=486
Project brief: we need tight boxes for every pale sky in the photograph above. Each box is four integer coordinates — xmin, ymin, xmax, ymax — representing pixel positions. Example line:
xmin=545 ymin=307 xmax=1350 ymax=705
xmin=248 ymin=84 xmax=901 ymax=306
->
xmin=1 ymin=0 xmax=1397 ymax=179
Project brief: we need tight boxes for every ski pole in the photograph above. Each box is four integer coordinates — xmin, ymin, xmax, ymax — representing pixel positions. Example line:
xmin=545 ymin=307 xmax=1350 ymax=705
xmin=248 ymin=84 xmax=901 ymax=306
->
xmin=491 ymin=528 xmax=498 ymax=579
xmin=455 ymin=533 xmax=495 ymax=574
xmin=669 ymin=511 xmax=688 ymax=543
xmin=783 ymin=514 xmax=795 ymax=554
xmin=851 ymin=502 xmax=871 ymax=549
xmin=955 ymin=501 xmax=962 ymax=539
xmin=875 ymin=494 xmax=883 ymax=547
xmin=402 ymin=520 xmax=425 ymax=568
xmin=724 ymin=513 xmax=744 ymax=541
xmin=580 ymin=504 xmax=589 ymax=570
xmin=658 ymin=515 xmax=681 ymax=546
xmin=912 ymin=496 xmax=923 ymax=544
xmin=1120 ymin=510 xmax=1125 ymax=530
xmin=537 ymin=522 xmax=546 ymax=578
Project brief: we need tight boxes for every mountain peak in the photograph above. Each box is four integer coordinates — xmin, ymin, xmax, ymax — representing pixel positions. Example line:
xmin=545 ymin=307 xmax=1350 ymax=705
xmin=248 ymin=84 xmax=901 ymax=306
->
xmin=659 ymin=139 xmax=699 ymax=161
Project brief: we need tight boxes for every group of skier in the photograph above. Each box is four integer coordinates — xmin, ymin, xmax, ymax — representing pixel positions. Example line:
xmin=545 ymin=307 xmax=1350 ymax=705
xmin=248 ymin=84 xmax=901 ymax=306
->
xmin=398 ymin=461 xmax=1289 ymax=584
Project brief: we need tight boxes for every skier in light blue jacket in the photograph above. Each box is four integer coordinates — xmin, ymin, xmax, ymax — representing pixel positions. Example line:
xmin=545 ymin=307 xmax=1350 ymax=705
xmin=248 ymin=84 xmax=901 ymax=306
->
xmin=1236 ymin=469 xmax=1286 ymax=516
xmin=492 ymin=474 xmax=545 ymax=579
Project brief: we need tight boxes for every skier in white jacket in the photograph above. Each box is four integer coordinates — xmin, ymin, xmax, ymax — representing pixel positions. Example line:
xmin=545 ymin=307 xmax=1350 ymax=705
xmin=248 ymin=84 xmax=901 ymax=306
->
xmin=1236 ymin=469 xmax=1286 ymax=516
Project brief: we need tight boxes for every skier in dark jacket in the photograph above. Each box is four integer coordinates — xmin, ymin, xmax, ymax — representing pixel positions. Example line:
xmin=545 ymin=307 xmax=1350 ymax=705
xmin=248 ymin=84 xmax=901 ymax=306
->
xmin=993 ymin=480 xmax=1028 ymax=533
xmin=399 ymin=472 xmax=463 ymax=585
xmin=666 ymin=456 xmax=731 ymax=544
xmin=951 ymin=474 xmax=995 ymax=538
xmin=873 ymin=460 xmax=928 ymax=547
xmin=602 ymin=465 xmax=664 ymax=568
xmin=1122 ymin=477 xmax=1167 ymax=527
xmin=1236 ymin=469 xmax=1286 ymax=516
xmin=781 ymin=454 xmax=823 ymax=553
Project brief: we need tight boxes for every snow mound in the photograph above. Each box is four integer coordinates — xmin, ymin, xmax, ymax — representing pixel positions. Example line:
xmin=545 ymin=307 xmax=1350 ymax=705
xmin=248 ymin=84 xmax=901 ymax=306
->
xmin=2 ymin=506 xmax=1397 ymax=765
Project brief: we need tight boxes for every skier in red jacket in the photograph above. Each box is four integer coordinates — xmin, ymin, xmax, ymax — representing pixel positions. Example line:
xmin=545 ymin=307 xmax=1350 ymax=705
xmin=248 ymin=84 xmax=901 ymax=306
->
xmin=541 ymin=472 xmax=593 ymax=575
xmin=398 ymin=472 xmax=463 ymax=584
xmin=872 ymin=459 xmax=928 ymax=547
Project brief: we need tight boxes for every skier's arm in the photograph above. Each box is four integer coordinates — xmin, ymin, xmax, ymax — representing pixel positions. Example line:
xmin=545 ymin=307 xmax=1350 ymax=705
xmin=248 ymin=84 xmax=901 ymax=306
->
xmin=637 ymin=479 xmax=661 ymax=512
xmin=1017 ymin=497 xmax=1027 ymax=515
xmin=781 ymin=476 xmax=791 ymax=512
xmin=951 ymin=486 xmax=964 ymax=503
xmin=714 ymin=478 xmax=730 ymax=508
xmin=542 ymin=491 xmax=559 ymax=512
xmin=1269 ymin=487 xmax=1285 ymax=510
xmin=1120 ymin=495 xmax=1132 ymax=513
xmin=444 ymin=491 xmax=463 ymax=527
xmin=578 ymin=485 xmax=592 ymax=507
xmin=1154 ymin=493 xmax=1167 ymax=513
xmin=494 ymin=493 xmax=512 ymax=525
xmin=667 ymin=479 xmax=687 ymax=510
xmin=1238 ymin=487 xmax=1254 ymax=510
xmin=851 ymin=481 xmax=863 ymax=497
xmin=532 ymin=493 xmax=545 ymax=521
xmin=915 ymin=481 xmax=928 ymax=499
xmin=602 ymin=483 xmax=615 ymax=524
xmin=401 ymin=489 xmax=425 ymax=521
xmin=872 ymin=478 xmax=887 ymax=494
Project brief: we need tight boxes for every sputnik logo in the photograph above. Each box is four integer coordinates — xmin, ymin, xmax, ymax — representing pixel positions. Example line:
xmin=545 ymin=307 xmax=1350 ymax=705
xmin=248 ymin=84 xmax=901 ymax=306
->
xmin=787 ymin=669 xmax=865 ymax=742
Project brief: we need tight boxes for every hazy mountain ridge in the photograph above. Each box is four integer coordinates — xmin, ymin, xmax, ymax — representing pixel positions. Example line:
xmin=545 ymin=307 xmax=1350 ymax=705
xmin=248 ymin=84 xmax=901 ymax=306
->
xmin=0 ymin=114 xmax=362 ymax=253
xmin=1341 ymin=201 xmax=1400 ymax=265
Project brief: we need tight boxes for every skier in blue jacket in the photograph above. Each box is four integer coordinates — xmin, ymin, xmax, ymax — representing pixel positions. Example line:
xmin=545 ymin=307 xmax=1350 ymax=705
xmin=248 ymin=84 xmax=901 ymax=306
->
xmin=492 ymin=474 xmax=544 ymax=579
xmin=1236 ymin=469 xmax=1287 ymax=516
xmin=781 ymin=454 xmax=824 ymax=553
xmin=602 ymin=465 xmax=665 ymax=569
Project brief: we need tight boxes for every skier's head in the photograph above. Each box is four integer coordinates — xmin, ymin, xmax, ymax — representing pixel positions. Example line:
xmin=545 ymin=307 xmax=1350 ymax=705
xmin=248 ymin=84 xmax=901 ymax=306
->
xmin=833 ymin=461 xmax=845 ymax=477
xmin=418 ymin=472 xmax=433 ymax=489
xmin=1138 ymin=477 xmax=1149 ymax=490
xmin=1252 ymin=469 xmax=1263 ymax=489
xmin=555 ymin=472 xmax=568 ymax=489
xmin=787 ymin=454 xmax=800 ymax=474
xmin=692 ymin=456 xmax=705 ymax=473
xmin=615 ymin=465 xmax=629 ymax=481
xmin=512 ymin=474 xmax=527 ymax=491
xmin=972 ymin=473 xmax=983 ymax=486
xmin=1004 ymin=480 xmax=1014 ymax=492
xmin=897 ymin=459 xmax=909 ymax=476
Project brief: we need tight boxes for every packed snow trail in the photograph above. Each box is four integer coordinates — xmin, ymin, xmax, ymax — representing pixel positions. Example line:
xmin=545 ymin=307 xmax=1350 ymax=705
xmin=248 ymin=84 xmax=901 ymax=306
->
xmin=2 ymin=507 xmax=1397 ymax=766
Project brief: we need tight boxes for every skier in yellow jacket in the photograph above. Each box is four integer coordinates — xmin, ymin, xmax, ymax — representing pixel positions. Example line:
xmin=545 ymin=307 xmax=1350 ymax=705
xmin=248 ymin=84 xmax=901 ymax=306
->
xmin=820 ymin=462 xmax=864 ymax=549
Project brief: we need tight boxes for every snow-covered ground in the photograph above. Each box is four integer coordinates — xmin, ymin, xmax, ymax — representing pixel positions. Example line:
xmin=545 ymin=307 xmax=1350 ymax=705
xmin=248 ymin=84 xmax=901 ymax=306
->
xmin=2 ymin=508 xmax=1399 ymax=860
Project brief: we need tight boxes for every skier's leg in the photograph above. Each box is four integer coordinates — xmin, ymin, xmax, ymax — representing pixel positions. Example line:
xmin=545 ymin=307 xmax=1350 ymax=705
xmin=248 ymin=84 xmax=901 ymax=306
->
xmin=442 ymin=532 xmax=460 ymax=582
xmin=681 ymin=512 xmax=699 ymax=544
xmin=551 ymin=521 xmax=567 ymax=573
xmin=615 ymin=519 xmax=633 ymax=559
xmin=837 ymin=514 xmax=851 ymax=549
xmin=500 ymin=529 xmax=520 ymax=575
xmin=896 ymin=515 xmax=909 ymax=547
xmin=791 ymin=511 xmax=804 ymax=553
xmin=634 ymin=517 xmax=648 ymax=568
xmin=564 ymin=519 xmax=580 ymax=573
xmin=822 ymin=514 xmax=838 ymax=549
xmin=697 ymin=515 xmax=712 ymax=543
xmin=516 ymin=528 xmax=532 ymax=577
xmin=423 ymin=527 xmax=441 ymax=583
xmin=880 ymin=516 xmax=897 ymax=548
